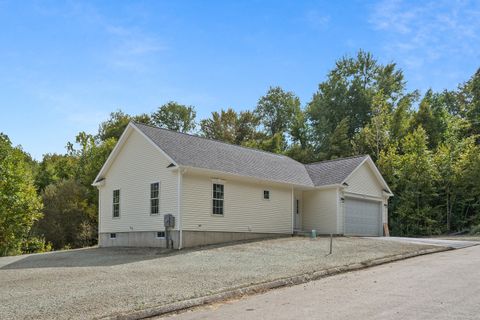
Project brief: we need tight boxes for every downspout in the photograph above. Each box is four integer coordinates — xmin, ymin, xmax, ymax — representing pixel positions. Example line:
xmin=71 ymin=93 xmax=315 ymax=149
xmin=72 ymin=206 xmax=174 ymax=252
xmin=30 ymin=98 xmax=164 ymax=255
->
xmin=177 ymin=169 xmax=183 ymax=250
xmin=291 ymin=186 xmax=294 ymax=234
xmin=97 ymin=186 xmax=101 ymax=246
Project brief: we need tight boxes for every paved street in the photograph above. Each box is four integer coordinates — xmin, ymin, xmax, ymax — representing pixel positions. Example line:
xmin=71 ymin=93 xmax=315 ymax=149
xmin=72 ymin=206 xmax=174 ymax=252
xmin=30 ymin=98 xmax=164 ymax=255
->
xmin=162 ymin=244 xmax=480 ymax=320
xmin=365 ymin=236 xmax=480 ymax=249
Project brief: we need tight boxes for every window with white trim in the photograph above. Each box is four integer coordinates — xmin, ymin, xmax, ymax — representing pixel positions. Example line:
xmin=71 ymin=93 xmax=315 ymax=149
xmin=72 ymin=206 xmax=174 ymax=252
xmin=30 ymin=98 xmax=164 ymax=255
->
xmin=150 ymin=182 xmax=160 ymax=215
xmin=110 ymin=233 xmax=117 ymax=239
xmin=113 ymin=189 xmax=120 ymax=218
xmin=212 ymin=183 xmax=224 ymax=215
xmin=156 ymin=231 xmax=165 ymax=238
xmin=263 ymin=190 xmax=270 ymax=200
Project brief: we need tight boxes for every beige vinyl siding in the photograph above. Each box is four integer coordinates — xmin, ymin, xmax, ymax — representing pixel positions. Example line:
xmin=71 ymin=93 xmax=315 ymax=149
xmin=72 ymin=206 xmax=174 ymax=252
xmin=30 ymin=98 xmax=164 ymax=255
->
xmin=302 ymin=188 xmax=338 ymax=234
xmin=182 ymin=172 xmax=292 ymax=234
xmin=98 ymin=129 xmax=178 ymax=233
xmin=344 ymin=162 xmax=383 ymax=198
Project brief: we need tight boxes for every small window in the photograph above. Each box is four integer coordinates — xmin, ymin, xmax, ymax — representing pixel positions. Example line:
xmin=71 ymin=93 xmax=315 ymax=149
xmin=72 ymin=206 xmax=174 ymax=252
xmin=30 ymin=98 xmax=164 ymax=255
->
xmin=296 ymin=199 xmax=300 ymax=214
xmin=113 ymin=189 xmax=120 ymax=218
xmin=150 ymin=182 xmax=160 ymax=215
xmin=156 ymin=231 xmax=165 ymax=238
xmin=212 ymin=183 xmax=224 ymax=215
xmin=110 ymin=233 xmax=117 ymax=239
xmin=263 ymin=190 xmax=270 ymax=200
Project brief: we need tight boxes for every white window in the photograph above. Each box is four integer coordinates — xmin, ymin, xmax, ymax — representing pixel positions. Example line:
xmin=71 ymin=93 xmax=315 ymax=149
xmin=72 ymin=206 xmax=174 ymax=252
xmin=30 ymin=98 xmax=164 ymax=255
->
xmin=156 ymin=231 xmax=165 ymax=238
xmin=113 ymin=189 xmax=120 ymax=218
xmin=110 ymin=233 xmax=117 ymax=239
xmin=263 ymin=190 xmax=270 ymax=200
xmin=212 ymin=183 xmax=224 ymax=215
xmin=150 ymin=182 xmax=160 ymax=215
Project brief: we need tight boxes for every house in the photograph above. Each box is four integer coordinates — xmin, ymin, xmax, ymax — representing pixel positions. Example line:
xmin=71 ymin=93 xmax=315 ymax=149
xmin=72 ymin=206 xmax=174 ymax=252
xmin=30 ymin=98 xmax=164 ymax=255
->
xmin=92 ymin=122 xmax=393 ymax=249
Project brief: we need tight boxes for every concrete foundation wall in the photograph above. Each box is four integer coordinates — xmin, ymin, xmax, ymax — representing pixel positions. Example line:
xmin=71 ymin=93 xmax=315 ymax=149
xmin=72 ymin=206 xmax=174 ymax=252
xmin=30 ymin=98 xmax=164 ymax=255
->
xmin=182 ymin=230 xmax=286 ymax=248
xmin=99 ymin=230 xmax=287 ymax=249
xmin=99 ymin=231 xmax=180 ymax=249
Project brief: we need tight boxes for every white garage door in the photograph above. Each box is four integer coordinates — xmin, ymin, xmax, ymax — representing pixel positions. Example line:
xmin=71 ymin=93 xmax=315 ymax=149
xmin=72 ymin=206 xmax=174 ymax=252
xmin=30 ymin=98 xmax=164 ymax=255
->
xmin=345 ymin=198 xmax=382 ymax=236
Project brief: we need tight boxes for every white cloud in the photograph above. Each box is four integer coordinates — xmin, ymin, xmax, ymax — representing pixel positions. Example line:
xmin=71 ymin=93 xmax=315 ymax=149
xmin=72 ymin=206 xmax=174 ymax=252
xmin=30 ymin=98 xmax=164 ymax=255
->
xmin=369 ymin=0 xmax=480 ymax=88
xmin=34 ymin=2 xmax=167 ymax=72
xmin=305 ymin=9 xmax=330 ymax=30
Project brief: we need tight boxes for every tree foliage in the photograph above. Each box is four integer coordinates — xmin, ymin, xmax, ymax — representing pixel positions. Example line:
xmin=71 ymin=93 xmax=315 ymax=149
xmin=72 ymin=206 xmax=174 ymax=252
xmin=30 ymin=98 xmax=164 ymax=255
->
xmin=152 ymin=101 xmax=196 ymax=133
xmin=0 ymin=134 xmax=43 ymax=256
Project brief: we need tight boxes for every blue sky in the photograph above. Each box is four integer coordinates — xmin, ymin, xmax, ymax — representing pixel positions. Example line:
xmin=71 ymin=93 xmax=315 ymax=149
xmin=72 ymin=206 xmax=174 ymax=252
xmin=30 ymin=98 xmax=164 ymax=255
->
xmin=1 ymin=0 xmax=479 ymax=160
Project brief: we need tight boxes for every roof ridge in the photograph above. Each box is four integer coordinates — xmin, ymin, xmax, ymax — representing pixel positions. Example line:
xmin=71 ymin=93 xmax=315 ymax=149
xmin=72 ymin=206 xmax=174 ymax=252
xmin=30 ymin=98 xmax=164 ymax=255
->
xmin=305 ymin=154 xmax=369 ymax=166
xmin=132 ymin=121 xmax=293 ymax=160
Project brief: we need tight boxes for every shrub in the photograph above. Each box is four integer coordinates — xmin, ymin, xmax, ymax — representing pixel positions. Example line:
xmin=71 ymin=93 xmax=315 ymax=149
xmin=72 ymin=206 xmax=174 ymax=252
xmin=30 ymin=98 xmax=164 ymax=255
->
xmin=21 ymin=237 xmax=52 ymax=254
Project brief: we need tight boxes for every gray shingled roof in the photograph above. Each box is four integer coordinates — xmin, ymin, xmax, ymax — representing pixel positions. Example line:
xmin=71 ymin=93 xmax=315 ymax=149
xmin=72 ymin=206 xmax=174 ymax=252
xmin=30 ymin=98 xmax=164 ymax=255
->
xmin=134 ymin=123 xmax=314 ymax=187
xmin=133 ymin=122 xmax=369 ymax=188
xmin=305 ymin=155 xmax=369 ymax=187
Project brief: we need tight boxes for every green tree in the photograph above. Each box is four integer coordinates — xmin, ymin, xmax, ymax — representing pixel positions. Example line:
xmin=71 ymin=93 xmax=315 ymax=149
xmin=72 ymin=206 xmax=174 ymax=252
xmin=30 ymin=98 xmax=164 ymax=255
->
xmin=412 ymin=90 xmax=449 ymax=149
xmin=34 ymin=179 xmax=96 ymax=249
xmin=393 ymin=127 xmax=440 ymax=235
xmin=0 ymin=134 xmax=43 ymax=256
xmin=152 ymin=101 xmax=196 ymax=133
xmin=457 ymin=68 xmax=480 ymax=139
xmin=451 ymin=137 xmax=480 ymax=230
xmin=307 ymin=50 xmax=406 ymax=159
xmin=255 ymin=86 xmax=300 ymax=137
xmin=243 ymin=132 xmax=286 ymax=154
xmin=326 ymin=117 xmax=352 ymax=159
xmin=97 ymin=110 xmax=151 ymax=141
xmin=200 ymin=109 xmax=261 ymax=144
xmin=353 ymin=92 xmax=392 ymax=160
xmin=35 ymin=154 xmax=78 ymax=191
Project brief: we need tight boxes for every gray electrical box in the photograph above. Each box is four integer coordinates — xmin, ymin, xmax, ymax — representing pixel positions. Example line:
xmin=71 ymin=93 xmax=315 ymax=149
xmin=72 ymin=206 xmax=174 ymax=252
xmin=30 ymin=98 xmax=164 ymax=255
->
xmin=164 ymin=214 xmax=175 ymax=228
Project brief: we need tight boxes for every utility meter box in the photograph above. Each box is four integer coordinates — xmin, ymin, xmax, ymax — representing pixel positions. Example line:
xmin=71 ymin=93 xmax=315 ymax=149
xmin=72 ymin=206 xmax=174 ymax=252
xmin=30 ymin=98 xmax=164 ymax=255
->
xmin=164 ymin=214 xmax=175 ymax=228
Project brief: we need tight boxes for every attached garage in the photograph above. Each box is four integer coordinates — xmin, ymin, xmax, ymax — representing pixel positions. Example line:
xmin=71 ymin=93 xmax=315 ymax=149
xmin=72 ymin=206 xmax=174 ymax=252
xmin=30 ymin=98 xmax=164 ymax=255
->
xmin=303 ymin=155 xmax=392 ymax=237
xmin=344 ymin=197 xmax=382 ymax=236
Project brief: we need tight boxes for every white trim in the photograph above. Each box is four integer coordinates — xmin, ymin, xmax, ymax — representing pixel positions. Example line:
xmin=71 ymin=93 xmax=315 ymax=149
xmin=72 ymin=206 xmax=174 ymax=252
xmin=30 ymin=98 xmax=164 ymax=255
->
xmin=314 ymin=184 xmax=343 ymax=190
xmin=341 ymin=156 xmax=393 ymax=195
xmin=92 ymin=125 xmax=133 ymax=186
xmin=112 ymin=188 xmax=121 ymax=219
xmin=343 ymin=190 xmax=384 ymax=201
xmin=149 ymin=181 xmax=160 ymax=215
xmin=156 ymin=231 xmax=166 ymax=239
xmin=178 ymin=170 xmax=183 ymax=250
xmin=291 ymin=187 xmax=294 ymax=234
xmin=336 ymin=187 xmax=342 ymax=234
xmin=211 ymin=181 xmax=225 ymax=216
xmin=92 ymin=122 xmax=179 ymax=186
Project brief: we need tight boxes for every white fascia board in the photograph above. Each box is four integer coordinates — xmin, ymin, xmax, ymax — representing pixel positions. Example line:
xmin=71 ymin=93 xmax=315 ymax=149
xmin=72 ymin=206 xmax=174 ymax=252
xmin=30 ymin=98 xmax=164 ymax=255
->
xmin=91 ymin=123 xmax=135 ymax=186
xmin=91 ymin=122 xmax=179 ymax=186
xmin=340 ymin=155 xmax=393 ymax=195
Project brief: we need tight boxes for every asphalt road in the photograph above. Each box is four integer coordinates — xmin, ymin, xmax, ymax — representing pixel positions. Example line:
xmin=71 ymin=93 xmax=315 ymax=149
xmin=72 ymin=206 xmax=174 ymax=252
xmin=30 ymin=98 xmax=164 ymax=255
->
xmin=162 ymin=244 xmax=480 ymax=320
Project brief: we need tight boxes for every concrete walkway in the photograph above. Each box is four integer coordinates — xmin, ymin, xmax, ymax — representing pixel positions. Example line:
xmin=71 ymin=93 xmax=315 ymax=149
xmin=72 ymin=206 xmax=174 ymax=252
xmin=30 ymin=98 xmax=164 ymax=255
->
xmin=161 ymin=245 xmax=480 ymax=320
xmin=366 ymin=236 xmax=479 ymax=249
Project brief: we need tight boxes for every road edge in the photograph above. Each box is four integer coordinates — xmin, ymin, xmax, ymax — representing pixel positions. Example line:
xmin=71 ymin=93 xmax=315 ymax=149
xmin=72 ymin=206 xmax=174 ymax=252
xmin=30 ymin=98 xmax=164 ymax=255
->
xmin=101 ymin=246 xmax=451 ymax=320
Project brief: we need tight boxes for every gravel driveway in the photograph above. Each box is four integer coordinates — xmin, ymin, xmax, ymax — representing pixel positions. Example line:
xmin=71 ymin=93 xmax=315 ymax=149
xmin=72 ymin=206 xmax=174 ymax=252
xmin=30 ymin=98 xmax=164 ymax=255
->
xmin=0 ymin=237 xmax=436 ymax=320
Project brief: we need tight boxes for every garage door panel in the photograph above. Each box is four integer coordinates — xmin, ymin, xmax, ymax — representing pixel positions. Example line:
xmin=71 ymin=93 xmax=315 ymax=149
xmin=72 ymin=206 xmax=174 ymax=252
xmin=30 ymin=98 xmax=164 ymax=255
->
xmin=345 ymin=198 xmax=381 ymax=236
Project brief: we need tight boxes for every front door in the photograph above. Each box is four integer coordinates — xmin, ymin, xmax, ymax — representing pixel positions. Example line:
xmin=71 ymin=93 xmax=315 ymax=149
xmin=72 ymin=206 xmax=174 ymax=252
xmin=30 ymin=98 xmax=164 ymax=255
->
xmin=294 ymin=198 xmax=301 ymax=230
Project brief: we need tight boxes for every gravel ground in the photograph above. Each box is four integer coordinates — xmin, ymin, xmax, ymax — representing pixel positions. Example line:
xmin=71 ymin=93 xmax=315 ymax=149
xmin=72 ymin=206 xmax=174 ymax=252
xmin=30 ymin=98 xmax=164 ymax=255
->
xmin=0 ymin=237 xmax=436 ymax=320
